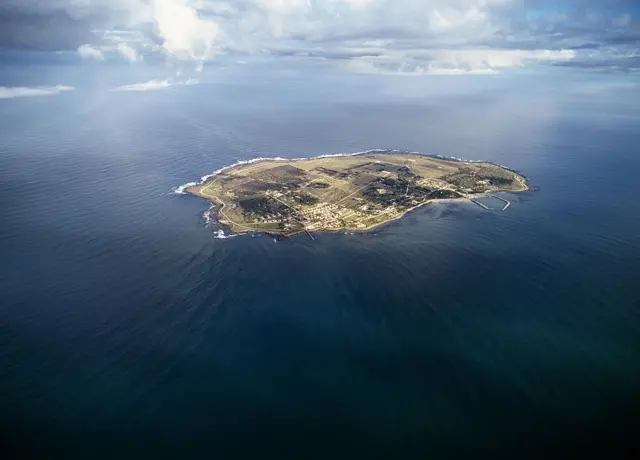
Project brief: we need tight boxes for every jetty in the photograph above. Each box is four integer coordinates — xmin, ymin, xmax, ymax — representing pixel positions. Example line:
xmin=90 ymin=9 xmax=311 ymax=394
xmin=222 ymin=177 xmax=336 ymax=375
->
xmin=489 ymin=194 xmax=511 ymax=211
xmin=471 ymin=199 xmax=491 ymax=210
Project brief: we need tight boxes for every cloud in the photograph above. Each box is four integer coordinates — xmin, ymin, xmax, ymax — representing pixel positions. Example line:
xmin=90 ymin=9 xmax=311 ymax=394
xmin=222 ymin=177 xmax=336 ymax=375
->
xmin=430 ymin=49 xmax=576 ymax=71
xmin=114 ymin=78 xmax=199 ymax=91
xmin=346 ymin=48 xmax=576 ymax=75
xmin=0 ymin=85 xmax=75 ymax=99
xmin=425 ymin=67 xmax=499 ymax=76
xmin=114 ymin=79 xmax=173 ymax=91
xmin=77 ymin=32 xmax=143 ymax=62
xmin=1 ymin=0 xmax=638 ymax=73
xmin=77 ymin=44 xmax=104 ymax=60
xmin=115 ymin=42 xmax=140 ymax=62
xmin=152 ymin=0 xmax=220 ymax=62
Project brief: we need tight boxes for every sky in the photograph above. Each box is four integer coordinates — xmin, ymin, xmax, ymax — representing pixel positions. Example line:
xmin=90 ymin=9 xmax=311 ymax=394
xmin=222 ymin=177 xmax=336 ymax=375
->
xmin=0 ymin=0 xmax=638 ymax=96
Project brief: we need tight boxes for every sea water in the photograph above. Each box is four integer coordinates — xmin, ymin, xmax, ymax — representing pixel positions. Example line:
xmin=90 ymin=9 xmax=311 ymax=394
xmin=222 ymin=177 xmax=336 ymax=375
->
xmin=1 ymin=69 xmax=639 ymax=458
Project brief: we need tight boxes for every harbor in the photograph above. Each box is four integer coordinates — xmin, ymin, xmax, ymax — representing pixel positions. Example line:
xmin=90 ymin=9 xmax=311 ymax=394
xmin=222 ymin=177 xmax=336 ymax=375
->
xmin=471 ymin=194 xmax=512 ymax=211
xmin=490 ymin=194 xmax=511 ymax=211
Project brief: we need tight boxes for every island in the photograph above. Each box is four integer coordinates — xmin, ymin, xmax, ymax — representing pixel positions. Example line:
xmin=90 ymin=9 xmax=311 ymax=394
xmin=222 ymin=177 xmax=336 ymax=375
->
xmin=187 ymin=151 xmax=528 ymax=237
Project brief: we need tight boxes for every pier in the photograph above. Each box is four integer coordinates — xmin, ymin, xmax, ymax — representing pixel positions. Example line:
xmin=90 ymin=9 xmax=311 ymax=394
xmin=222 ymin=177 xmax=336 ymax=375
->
xmin=471 ymin=195 xmax=511 ymax=211
xmin=489 ymin=194 xmax=511 ymax=211
xmin=471 ymin=199 xmax=490 ymax=210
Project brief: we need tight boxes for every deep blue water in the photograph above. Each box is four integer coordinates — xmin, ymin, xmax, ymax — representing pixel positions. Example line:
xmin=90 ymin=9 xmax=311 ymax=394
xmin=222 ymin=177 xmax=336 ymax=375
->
xmin=1 ymin=71 xmax=640 ymax=458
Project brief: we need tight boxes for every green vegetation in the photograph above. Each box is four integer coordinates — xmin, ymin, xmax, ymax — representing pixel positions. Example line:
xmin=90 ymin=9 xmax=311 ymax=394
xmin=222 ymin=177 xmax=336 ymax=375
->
xmin=238 ymin=196 xmax=290 ymax=217
xmin=291 ymin=192 xmax=320 ymax=205
xmin=443 ymin=166 xmax=515 ymax=193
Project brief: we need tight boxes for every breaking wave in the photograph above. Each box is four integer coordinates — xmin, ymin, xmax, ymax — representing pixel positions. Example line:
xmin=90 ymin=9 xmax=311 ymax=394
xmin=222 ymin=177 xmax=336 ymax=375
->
xmin=173 ymin=182 xmax=198 ymax=195
xmin=213 ymin=229 xmax=235 ymax=239
xmin=202 ymin=205 xmax=237 ymax=239
xmin=203 ymin=205 xmax=215 ymax=226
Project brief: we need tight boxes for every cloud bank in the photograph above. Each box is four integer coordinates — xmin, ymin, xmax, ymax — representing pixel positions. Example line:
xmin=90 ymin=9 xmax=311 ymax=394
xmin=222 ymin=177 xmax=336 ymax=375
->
xmin=0 ymin=85 xmax=75 ymax=99
xmin=0 ymin=0 xmax=638 ymax=74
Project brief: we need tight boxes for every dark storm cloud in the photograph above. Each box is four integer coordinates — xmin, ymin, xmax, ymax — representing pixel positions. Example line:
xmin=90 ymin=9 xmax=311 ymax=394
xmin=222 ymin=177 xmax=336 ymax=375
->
xmin=554 ymin=54 xmax=640 ymax=72
xmin=0 ymin=0 xmax=134 ymax=51
xmin=0 ymin=8 xmax=100 ymax=51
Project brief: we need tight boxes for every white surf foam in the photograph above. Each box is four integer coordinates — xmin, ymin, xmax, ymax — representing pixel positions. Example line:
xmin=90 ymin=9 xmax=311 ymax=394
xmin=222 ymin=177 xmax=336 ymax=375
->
xmin=203 ymin=204 xmax=216 ymax=225
xmin=202 ymin=205 xmax=237 ymax=238
xmin=173 ymin=181 xmax=198 ymax=195
xmin=213 ymin=229 xmax=236 ymax=239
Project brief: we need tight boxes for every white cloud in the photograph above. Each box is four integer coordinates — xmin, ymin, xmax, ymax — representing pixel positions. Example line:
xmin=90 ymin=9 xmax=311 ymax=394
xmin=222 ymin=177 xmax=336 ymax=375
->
xmin=3 ymin=0 xmax=637 ymax=73
xmin=114 ymin=78 xmax=199 ymax=92
xmin=428 ymin=5 xmax=488 ymax=32
xmin=427 ymin=49 xmax=576 ymax=71
xmin=69 ymin=0 xmax=594 ymax=75
xmin=115 ymin=79 xmax=173 ymax=91
xmin=76 ymin=1 xmax=516 ymax=64
xmin=77 ymin=0 xmax=221 ymax=69
xmin=347 ymin=58 xmax=499 ymax=76
xmin=77 ymin=28 xmax=148 ymax=62
xmin=115 ymin=42 xmax=140 ymax=62
xmin=0 ymin=85 xmax=75 ymax=99
xmin=425 ymin=67 xmax=499 ymax=76
xmin=77 ymin=44 xmax=104 ymax=60
xmin=259 ymin=0 xmax=310 ymax=14
xmin=152 ymin=0 xmax=220 ymax=63
xmin=347 ymin=48 xmax=575 ymax=75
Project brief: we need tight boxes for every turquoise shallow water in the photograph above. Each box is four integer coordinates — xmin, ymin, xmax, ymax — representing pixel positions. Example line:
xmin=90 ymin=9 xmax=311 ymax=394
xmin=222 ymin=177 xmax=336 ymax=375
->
xmin=1 ymin=75 xmax=639 ymax=458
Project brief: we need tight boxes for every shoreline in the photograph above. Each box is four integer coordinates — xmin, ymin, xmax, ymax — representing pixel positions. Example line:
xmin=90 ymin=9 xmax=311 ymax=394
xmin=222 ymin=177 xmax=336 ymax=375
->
xmin=281 ymin=196 xmax=470 ymax=238
xmin=206 ymin=189 xmax=525 ymax=239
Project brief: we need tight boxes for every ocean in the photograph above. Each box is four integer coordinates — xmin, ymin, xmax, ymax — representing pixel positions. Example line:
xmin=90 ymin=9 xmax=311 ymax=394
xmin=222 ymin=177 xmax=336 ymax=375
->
xmin=1 ymin=67 xmax=639 ymax=458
